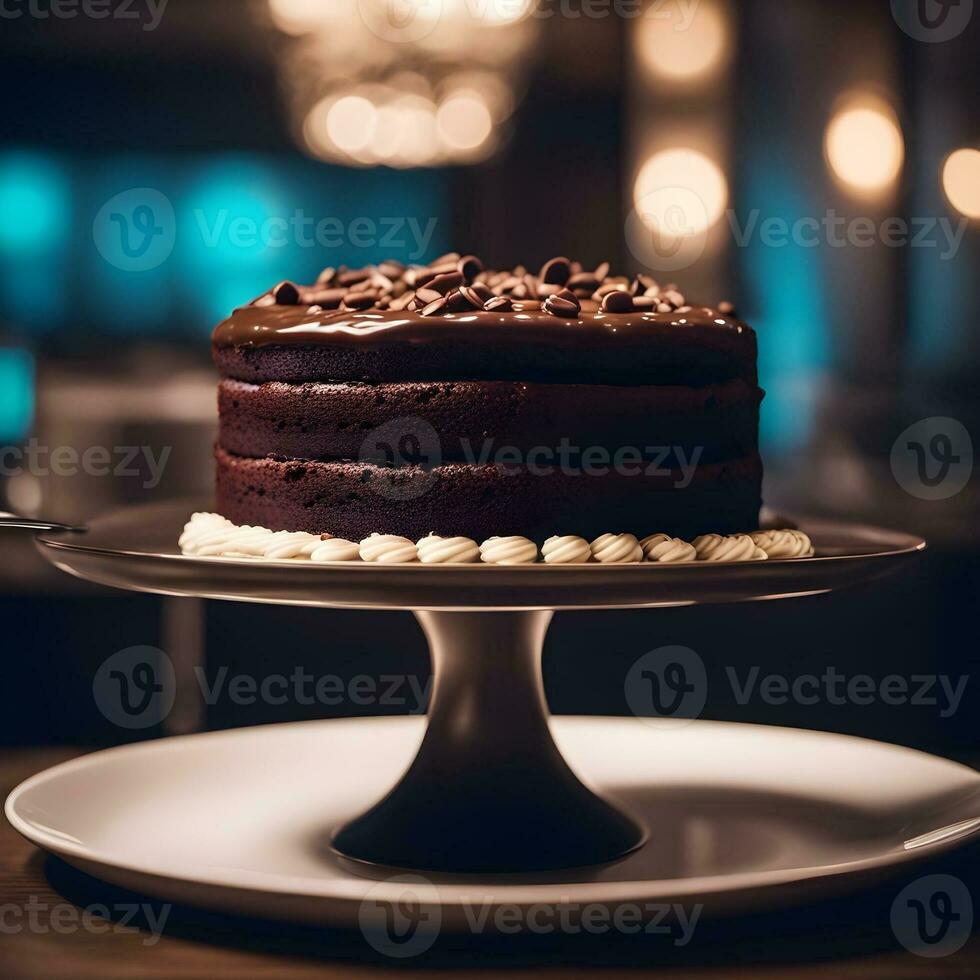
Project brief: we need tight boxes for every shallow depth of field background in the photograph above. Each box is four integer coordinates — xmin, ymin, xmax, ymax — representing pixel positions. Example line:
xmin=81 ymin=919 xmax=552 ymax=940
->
xmin=0 ymin=0 xmax=977 ymax=755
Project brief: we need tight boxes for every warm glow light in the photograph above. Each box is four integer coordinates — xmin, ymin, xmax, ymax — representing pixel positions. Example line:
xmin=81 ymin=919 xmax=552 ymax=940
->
xmin=437 ymin=93 xmax=493 ymax=151
xmin=634 ymin=0 xmax=728 ymax=83
xmin=369 ymin=104 xmax=404 ymax=162
xmin=274 ymin=0 xmax=534 ymax=168
xmin=633 ymin=149 xmax=728 ymax=237
xmin=301 ymin=96 xmax=333 ymax=159
xmin=825 ymin=99 xmax=904 ymax=194
xmin=427 ymin=0 xmax=533 ymax=23
xmin=268 ymin=0 xmax=331 ymax=34
xmin=326 ymin=96 xmax=377 ymax=153
xmin=442 ymin=70 xmax=515 ymax=121
xmin=306 ymin=89 xmax=494 ymax=168
xmin=410 ymin=0 xmax=445 ymax=21
xmin=396 ymin=96 xmax=440 ymax=167
xmin=942 ymin=148 xmax=980 ymax=219
xmin=478 ymin=0 xmax=535 ymax=24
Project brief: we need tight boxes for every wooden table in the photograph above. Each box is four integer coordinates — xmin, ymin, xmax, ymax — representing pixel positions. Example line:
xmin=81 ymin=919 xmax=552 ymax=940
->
xmin=2 ymin=747 xmax=978 ymax=979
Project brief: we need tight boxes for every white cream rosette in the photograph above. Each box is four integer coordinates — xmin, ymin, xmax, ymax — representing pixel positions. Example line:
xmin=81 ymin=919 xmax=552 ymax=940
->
xmin=359 ymin=534 xmax=419 ymax=563
xmin=751 ymin=529 xmax=814 ymax=558
xmin=640 ymin=533 xmax=697 ymax=563
xmin=479 ymin=536 xmax=539 ymax=565
xmin=590 ymin=533 xmax=643 ymax=564
xmin=416 ymin=534 xmax=481 ymax=564
xmin=542 ymin=535 xmax=592 ymax=564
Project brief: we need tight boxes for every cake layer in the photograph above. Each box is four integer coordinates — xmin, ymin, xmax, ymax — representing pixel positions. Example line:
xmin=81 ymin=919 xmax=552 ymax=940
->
xmin=218 ymin=377 xmax=763 ymax=465
xmin=215 ymin=445 xmax=763 ymax=543
xmin=212 ymin=303 xmax=757 ymax=386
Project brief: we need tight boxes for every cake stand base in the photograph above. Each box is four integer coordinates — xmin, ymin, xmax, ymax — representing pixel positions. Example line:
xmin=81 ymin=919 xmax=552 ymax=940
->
xmin=333 ymin=611 xmax=644 ymax=872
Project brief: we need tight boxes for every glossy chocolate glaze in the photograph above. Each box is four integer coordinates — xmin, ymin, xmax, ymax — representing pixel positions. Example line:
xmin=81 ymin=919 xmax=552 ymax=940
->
xmin=214 ymin=299 xmax=750 ymax=350
xmin=212 ymin=301 xmax=757 ymax=386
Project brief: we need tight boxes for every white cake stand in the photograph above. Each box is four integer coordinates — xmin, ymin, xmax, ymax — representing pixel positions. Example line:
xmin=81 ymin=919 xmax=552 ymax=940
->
xmin=8 ymin=501 xmax=980 ymax=931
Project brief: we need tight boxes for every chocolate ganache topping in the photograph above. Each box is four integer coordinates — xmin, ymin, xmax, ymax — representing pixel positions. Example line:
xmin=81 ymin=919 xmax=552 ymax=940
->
xmin=212 ymin=253 xmax=756 ymax=386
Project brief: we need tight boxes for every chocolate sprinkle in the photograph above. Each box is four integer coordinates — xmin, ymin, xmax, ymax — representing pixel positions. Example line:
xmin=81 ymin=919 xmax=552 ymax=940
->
xmin=446 ymin=289 xmax=474 ymax=312
xmin=458 ymin=285 xmax=486 ymax=309
xmin=601 ymin=290 xmax=635 ymax=314
xmin=568 ymin=271 xmax=600 ymax=292
xmin=388 ymin=292 xmax=415 ymax=312
xmin=273 ymin=281 xmax=300 ymax=305
xmin=543 ymin=289 xmax=581 ymax=318
xmin=421 ymin=296 xmax=449 ymax=317
xmin=245 ymin=255 xmax=737 ymax=323
xmin=337 ymin=268 xmax=371 ymax=288
xmin=539 ymin=256 xmax=572 ymax=286
xmin=342 ymin=290 xmax=377 ymax=311
xmin=458 ymin=254 xmax=483 ymax=282
xmin=430 ymin=271 xmax=465 ymax=295
xmin=305 ymin=287 xmax=347 ymax=308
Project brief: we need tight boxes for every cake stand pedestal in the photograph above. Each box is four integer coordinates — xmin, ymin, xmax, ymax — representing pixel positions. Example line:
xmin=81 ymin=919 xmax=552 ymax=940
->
xmin=334 ymin=609 xmax=644 ymax=872
xmin=8 ymin=501 xmax=980 ymax=931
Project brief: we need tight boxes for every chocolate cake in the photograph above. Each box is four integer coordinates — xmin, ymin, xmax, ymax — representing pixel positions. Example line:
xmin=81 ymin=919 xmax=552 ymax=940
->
xmin=211 ymin=254 xmax=763 ymax=542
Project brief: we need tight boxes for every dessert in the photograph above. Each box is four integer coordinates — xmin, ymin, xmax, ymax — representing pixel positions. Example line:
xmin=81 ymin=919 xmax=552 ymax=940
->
xmin=211 ymin=253 xmax=764 ymax=543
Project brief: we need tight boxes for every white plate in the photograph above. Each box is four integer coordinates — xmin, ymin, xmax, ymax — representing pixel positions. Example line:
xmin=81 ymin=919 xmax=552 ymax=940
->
xmin=7 ymin=717 xmax=980 ymax=931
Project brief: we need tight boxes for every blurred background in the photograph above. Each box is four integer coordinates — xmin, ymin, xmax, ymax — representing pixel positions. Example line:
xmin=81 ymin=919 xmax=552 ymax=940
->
xmin=0 ymin=0 xmax=977 ymax=757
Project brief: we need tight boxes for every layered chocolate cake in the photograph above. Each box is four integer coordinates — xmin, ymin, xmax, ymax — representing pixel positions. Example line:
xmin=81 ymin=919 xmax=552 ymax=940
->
xmin=212 ymin=254 xmax=763 ymax=543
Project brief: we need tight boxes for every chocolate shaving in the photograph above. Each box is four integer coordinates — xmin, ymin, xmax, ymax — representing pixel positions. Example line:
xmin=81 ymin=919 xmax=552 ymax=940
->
xmin=539 ymin=256 xmax=571 ymax=286
xmin=420 ymin=296 xmax=449 ymax=317
xmin=273 ymin=281 xmax=301 ymax=305
xmin=601 ymin=290 xmax=634 ymax=314
xmin=543 ymin=289 xmax=581 ymax=318
xmin=251 ymin=255 xmax=735 ymax=323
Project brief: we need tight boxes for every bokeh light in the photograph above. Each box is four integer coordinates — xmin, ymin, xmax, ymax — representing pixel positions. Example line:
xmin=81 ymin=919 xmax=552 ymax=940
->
xmin=303 ymin=84 xmax=503 ymax=167
xmin=0 ymin=152 xmax=70 ymax=256
xmin=942 ymin=147 xmax=980 ymax=219
xmin=267 ymin=0 xmax=331 ymax=35
xmin=270 ymin=0 xmax=536 ymax=168
xmin=0 ymin=347 xmax=34 ymax=443
xmin=825 ymin=97 xmax=904 ymax=194
xmin=437 ymin=92 xmax=494 ymax=152
xmin=476 ymin=0 xmax=535 ymax=25
xmin=633 ymin=148 xmax=729 ymax=238
xmin=634 ymin=0 xmax=729 ymax=84
xmin=327 ymin=96 xmax=378 ymax=154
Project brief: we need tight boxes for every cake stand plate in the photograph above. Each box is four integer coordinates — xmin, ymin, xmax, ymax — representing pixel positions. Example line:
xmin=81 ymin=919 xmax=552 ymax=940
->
xmin=16 ymin=501 xmax=951 ymax=885
xmin=34 ymin=499 xmax=924 ymax=611
xmin=8 ymin=717 xmax=980 ymax=933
